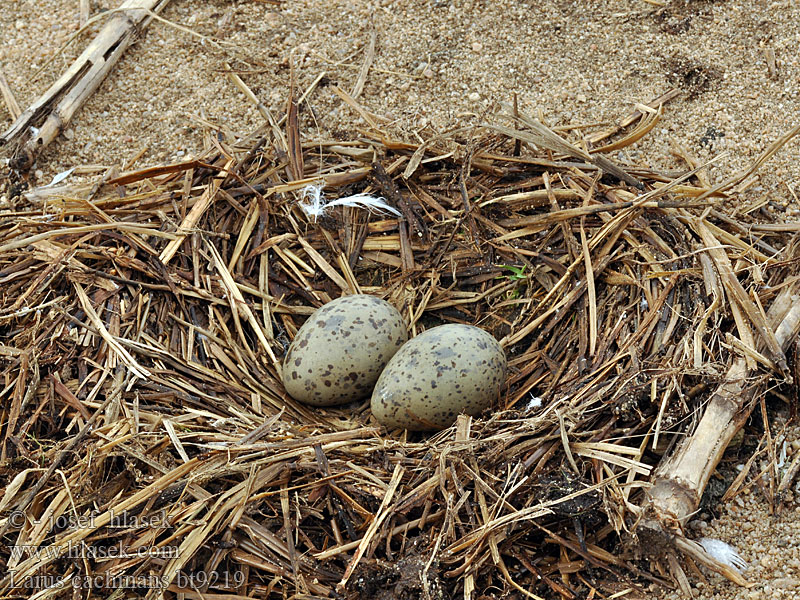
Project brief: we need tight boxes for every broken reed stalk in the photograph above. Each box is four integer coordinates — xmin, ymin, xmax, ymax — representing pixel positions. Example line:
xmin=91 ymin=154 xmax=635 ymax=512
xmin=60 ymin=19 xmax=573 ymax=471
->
xmin=639 ymin=288 xmax=800 ymax=559
xmin=0 ymin=0 xmax=171 ymax=170
xmin=0 ymin=70 xmax=22 ymax=120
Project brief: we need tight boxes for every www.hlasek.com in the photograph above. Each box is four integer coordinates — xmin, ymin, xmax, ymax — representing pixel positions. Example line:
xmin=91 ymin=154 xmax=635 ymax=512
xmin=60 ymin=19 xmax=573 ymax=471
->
xmin=9 ymin=541 xmax=179 ymax=562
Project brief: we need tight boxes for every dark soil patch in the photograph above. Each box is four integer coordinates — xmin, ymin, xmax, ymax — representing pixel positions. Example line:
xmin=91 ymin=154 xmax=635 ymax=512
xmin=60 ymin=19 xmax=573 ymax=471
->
xmin=664 ymin=56 xmax=720 ymax=98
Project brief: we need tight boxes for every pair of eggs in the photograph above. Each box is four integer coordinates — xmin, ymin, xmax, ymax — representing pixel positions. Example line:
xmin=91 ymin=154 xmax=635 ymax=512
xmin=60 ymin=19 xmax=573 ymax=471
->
xmin=281 ymin=295 xmax=507 ymax=431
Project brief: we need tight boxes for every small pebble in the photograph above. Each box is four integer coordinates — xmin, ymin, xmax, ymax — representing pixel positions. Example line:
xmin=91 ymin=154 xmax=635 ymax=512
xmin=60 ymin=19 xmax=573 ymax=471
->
xmin=773 ymin=578 xmax=800 ymax=590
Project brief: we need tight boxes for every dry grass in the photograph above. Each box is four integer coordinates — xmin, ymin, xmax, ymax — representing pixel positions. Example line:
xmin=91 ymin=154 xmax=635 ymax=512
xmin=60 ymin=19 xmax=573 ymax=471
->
xmin=0 ymin=89 xmax=798 ymax=599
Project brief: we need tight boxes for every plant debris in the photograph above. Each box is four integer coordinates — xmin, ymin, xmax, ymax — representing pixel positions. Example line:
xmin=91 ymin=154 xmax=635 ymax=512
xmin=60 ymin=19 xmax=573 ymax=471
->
xmin=0 ymin=91 xmax=799 ymax=599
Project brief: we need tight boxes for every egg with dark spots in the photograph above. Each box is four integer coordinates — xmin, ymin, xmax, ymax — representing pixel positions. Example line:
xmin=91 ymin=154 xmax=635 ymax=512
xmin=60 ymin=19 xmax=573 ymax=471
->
xmin=282 ymin=295 xmax=408 ymax=406
xmin=370 ymin=324 xmax=506 ymax=431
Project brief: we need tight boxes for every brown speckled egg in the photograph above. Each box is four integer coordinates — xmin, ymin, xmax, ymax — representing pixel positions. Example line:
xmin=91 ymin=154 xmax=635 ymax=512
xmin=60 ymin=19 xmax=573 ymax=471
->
xmin=282 ymin=295 xmax=408 ymax=406
xmin=370 ymin=324 xmax=506 ymax=431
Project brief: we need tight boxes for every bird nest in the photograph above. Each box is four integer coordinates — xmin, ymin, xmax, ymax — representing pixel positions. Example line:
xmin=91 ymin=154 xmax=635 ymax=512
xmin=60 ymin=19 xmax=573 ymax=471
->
xmin=0 ymin=96 xmax=799 ymax=600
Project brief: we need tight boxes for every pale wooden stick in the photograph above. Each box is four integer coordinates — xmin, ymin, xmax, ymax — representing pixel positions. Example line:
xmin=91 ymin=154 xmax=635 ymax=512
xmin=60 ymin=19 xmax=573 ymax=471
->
xmin=79 ymin=0 xmax=90 ymax=27
xmin=0 ymin=0 xmax=172 ymax=170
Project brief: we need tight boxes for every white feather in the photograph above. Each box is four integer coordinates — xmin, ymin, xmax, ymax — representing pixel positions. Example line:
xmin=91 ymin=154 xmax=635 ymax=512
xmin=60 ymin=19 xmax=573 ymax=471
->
xmin=697 ymin=538 xmax=748 ymax=572
xmin=299 ymin=184 xmax=401 ymax=222
xmin=525 ymin=394 xmax=543 ymax=411
xmin=42 ymin=167 xmax=75 ymax=188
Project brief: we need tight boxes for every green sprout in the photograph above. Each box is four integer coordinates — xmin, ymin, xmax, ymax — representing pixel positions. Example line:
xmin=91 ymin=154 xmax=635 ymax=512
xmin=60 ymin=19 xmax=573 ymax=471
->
xmin=498 ymin=264 xmax=528 ymax=299
xmin=500 ymin=264 xmax=527 ymax=281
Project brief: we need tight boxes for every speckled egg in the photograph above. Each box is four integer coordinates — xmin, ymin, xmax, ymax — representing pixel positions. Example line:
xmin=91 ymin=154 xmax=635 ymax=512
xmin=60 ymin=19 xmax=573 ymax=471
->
xmin=282 ymin=295 xmax=408 ymax=406
xmin=371 ymin=324 xmax=506 ymax=431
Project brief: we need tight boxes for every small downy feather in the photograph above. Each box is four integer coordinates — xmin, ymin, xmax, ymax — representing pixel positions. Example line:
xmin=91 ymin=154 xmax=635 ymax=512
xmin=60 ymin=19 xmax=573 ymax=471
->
xmin=697 ymin=538 xmax=748 ymax=572
xmin=299 ymin=184 xmax=401 ymax=222
xmin=42 ymin=167 xmax=75 ymax=188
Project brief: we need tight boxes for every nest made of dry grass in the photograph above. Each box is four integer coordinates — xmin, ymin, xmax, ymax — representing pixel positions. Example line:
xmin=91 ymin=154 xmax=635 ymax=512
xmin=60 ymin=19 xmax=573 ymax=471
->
xmin=0 ymin=93 xmax=798 ymax=600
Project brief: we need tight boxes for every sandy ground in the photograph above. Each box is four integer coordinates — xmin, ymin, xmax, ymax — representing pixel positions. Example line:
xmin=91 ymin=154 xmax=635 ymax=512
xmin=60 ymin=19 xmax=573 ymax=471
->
xmin=2 ymin=0 xmax=800 ymax=598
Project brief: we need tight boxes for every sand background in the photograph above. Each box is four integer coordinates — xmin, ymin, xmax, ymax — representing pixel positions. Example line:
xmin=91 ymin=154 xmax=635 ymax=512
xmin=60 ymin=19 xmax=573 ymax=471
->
xmin=2 ymin=1 xmax=800 ymax=598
